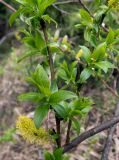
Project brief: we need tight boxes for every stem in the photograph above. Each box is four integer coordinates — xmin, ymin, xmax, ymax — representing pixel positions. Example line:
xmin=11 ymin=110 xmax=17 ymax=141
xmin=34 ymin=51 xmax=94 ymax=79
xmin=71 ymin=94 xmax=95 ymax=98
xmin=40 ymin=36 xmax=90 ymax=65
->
xmin=101 ymin=105 xmax=119 ymax=159
xmin=0 ymin=0 xmax=16 ymax=12
xmin=40 ymin=19 xmax=55 ymax=81
xmin=65 ymin=119 xmax=72 ymax=145
xmin=101 ymin=79 xmax=119 ymax=99
xmin=40 ymin=19 xmax=61 ymax=147
xmin=56 ymin=117 xmax=61 ymax=147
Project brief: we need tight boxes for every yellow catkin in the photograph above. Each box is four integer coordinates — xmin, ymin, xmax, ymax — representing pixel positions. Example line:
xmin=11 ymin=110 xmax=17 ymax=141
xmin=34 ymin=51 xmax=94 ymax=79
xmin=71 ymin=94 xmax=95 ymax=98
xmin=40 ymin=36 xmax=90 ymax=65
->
xmin=108 ymin=0 xmax=119 ymax=9
xmin=16 ymin=116 xmax=49 ymax=145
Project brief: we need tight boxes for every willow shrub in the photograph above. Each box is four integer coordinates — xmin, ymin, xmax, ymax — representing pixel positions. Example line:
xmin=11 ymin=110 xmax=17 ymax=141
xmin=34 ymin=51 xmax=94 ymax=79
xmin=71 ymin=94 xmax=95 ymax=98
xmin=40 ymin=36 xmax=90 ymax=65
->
xmin=10 ymin=0 xmax=119 ymax=159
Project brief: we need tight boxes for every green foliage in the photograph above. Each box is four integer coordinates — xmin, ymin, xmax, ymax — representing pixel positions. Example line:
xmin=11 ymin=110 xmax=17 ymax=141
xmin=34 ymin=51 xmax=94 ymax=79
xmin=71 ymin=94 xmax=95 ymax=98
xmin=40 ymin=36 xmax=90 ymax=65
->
xmin=58 ymin=61 xmax=77 ymax=84
xmin=34 ymin=105 xmax=49 ymax=128
xmin=49 ymin=90 xmax=77 ymax=104
xmin=44 ymin=148 xmax=68 ymax=160
xmin=0 ymin=128 xmax=16 ymax=142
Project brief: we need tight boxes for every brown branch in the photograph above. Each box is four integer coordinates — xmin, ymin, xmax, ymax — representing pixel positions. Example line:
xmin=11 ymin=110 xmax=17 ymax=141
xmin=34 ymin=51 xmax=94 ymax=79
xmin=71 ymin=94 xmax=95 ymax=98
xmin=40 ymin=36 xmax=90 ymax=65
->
xmin=63 ymin=115 xmax=119 ymax=153
xmin=0 ymin=0 xmax=16 ymax=12
xmin=101 ymin=79 xmax=119 ymax=99
xmin=56 ymin=117 xmax=61 ymax=147
xmin=101 ymin=102 xmax=119 ymax=160
xmin=65 ymin=120 xmax=72 ymax=145
xmin=40 ymin=20 xmax=55 ymax=81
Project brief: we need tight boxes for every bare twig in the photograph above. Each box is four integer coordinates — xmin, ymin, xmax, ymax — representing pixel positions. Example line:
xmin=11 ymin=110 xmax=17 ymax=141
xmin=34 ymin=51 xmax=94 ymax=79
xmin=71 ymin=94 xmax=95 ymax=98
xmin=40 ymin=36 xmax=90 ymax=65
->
xmin=52 ymin=4 xmax=69 ymax=14
xmin=65 ymin=120 xmax=72 ymax=145
xmin=101 ymin=79 xmax=119 ymax=99
xmin=54 ymin=0 xmax=79 ymax=5
xmin=0 ymin=0 xmax=16 ymax=12
xmin=40 ymin=20 xmax=55 ymax=81
xmin=63 ymin=115 xmax=119 ymax=153
xmin=101 ymin=102 xmax=119 ymax=160
xmin=0 ymin=31 xmax=16 ymax=45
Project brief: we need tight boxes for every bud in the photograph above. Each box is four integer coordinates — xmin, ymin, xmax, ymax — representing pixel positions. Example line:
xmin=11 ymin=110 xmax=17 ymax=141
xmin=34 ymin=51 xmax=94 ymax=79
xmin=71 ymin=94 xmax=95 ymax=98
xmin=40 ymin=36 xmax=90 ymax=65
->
xmin=76 ymin=49 xmax=83 ymax=60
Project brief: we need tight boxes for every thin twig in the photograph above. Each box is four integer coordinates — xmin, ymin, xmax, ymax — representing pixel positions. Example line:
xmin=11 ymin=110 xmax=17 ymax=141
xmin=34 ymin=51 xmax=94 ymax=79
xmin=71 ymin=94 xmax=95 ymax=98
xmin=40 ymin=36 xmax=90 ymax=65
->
xmin=65 ymin=120 xmax=72 ymax=145
xmin=52 ymin=4 xmax=69 ymax=14
xmin=63 ymin=115 xmax=119 ymax=153
xmin=0 ymin=0 xmax=16 ymax=12
xmin=0 ymin=31 xmax=16 ymax=45
xmin=101 ymin=79 xmax=119 ymax=99
xmin=54 ymin=0 xmax=79 ymax=5
xmin=101 ymin=102 xmax=119 ymax=160
xmin=55 ymin=116 xmax=61 ymax=147
xmin=78 ymin=0 xmax=93 ymax=17
xmin=40 ymin=20 xmax=55 ymax=81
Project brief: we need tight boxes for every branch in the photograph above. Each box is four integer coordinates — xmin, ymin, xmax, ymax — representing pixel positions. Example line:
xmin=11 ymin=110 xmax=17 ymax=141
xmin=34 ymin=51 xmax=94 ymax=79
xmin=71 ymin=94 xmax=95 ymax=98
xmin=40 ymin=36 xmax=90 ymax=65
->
xmin=52 ymin=4 xmax=69 ymax=14
xmin=101 ymin=102 xmax=119 ymax=160
xmin=0 ymin=31 xmax=16 ymax=45
xmin=0 ymin=0 xmax=16 ymax=12
xmin=78 ymin=0 xmax=92 ymax=17
xmin=54 ymin=0 xmax=79 ymax=5
xmin=63 ymin=115 xmax=119 ymax=153
xmin=101 ymin=79 xmax=119 ymax=99
xmin=40 ymin=20 xmax=55 ymax=81
xmin=65 ymin=120 xmax=72 ymax=145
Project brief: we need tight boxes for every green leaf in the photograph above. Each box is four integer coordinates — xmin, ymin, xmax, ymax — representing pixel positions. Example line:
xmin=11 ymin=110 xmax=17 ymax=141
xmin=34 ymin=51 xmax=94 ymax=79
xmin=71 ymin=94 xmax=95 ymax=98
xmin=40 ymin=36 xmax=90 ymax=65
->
xmin=106 ymin=28 xmax=115 ymax=45
xmin=84 ymin=27 xmax=91 ymax=42
xmin=79 ymin=68 xmax=92 ymax=83
xmin=17 ymin=50 xmax=40 ymax=63
xmin=58 ymin=69 xmax=69 ymax=81
xmin=53 ymin=148 xmax=63 ymax=160
xmin=52 ymin=104 xmax=68 ymax=119
xmin=91 ymin=42 xmax=107 ymax=61
xmin=72 ymin=119 xmax=80 ymax=135
xmin=18 ymin=92 xmax=44 ymax=102
xmin=9 ymin=8 xmax=24 ymax=26
xmin=80 ymin=9 xmax=93 ymax=27
xmin=33 ymin=64 xmax=50 ymax=89
xmin=34 ymin=105 xmax=49 ymax=128
xmin=70 ymin=110 xmax=82 ymax=117
xmin=37 ymin=0 xmax=56 ymax=16
xmin=49 ymin=90 xmax=77 ymax=104
xmin=50 ymin=80 xmax=58 ymax=93
xmin=81 ymin=107 xmax=92 ymax=114
xmin=95 ymin=61 xmax=115 ymax=73
xmin=35 ymin=31 xmax=45 ymax=50
xmin=15 ymin=0 xmax=36 ymax=5
xmin=42 ymin=15 xmax=57 ymax=27
xmin=80 ymin=46 xmax=91 ymax=62
xmin=72 ymin=97 xmax=93 ymax=110
xmin=44 ymin=151 xmax=54 ymax=160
